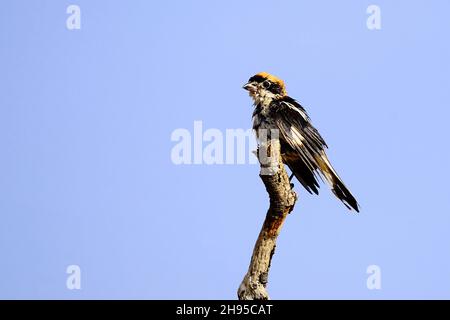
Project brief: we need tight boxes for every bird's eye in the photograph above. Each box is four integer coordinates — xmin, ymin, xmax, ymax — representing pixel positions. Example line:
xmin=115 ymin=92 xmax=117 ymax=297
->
xmin=262 ymin=80 xmax=271 ymax=89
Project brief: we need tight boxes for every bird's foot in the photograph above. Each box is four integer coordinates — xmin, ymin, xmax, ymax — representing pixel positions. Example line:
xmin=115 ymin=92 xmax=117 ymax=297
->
xmin=289 ymin=173 xmax=295 ymax=190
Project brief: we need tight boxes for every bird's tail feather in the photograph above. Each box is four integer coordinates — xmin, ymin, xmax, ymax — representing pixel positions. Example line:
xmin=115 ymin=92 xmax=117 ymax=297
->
xmin=315 ymin=153 xmax=360 ymax=212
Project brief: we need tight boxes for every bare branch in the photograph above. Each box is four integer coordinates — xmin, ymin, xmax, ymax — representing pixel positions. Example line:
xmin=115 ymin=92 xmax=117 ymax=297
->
xmin=238 ymin=138 xmax=297 ymax=300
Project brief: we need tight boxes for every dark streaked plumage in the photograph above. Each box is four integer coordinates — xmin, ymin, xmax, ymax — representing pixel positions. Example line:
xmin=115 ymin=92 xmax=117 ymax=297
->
xmin=244 ymin=72 xmax=359 ymax=212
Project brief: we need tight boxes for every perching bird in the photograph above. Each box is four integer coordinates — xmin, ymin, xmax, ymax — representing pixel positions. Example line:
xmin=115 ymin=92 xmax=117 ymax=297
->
xmin=243 ymin=72 xmax=359 ymax=212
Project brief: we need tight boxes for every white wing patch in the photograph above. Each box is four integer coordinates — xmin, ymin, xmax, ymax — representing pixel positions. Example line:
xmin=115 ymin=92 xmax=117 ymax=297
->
xmin=282 ymin=101 xmax=310 ymax=122
xmin=290 ymin=127 xmax=305 ymax=143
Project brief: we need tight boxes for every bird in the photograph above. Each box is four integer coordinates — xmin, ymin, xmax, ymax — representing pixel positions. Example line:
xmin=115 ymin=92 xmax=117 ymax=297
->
xmin=243 ymin=72 xmax=359 ymax=212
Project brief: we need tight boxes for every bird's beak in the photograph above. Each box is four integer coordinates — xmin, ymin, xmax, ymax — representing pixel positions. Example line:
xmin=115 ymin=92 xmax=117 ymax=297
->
xmin=243 ymin=82 xmax=257 ymax=92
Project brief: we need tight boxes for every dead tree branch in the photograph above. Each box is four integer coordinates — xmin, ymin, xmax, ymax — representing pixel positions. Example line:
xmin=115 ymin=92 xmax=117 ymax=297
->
xmin=238 ymin=137 xmax=297 ymax=300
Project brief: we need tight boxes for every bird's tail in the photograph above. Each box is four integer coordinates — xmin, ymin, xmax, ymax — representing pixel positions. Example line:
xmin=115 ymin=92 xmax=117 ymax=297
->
xmin=315 ymin=153 xmax=360 ymax=212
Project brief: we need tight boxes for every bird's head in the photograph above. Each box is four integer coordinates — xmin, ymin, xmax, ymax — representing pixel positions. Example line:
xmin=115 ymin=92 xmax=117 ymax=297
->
xmin=243 ymin=72 xmax=287 ymax=105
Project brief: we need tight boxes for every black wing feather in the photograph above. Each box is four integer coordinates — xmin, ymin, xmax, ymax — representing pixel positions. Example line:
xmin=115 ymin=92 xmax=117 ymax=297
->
xmin=273 ymin=97 xmax=359 ymax=212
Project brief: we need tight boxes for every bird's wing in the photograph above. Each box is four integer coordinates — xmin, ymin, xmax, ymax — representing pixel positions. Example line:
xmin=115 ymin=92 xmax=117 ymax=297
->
xmin=273 ymin=97 xmax=359 ymax=211
xmin=274 ymin=97 xmax=327 ymax=174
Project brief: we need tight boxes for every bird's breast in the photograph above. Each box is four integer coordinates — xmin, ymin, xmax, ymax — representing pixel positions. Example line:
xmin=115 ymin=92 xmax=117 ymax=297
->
xmin=252 ymin=105 xmax=278 ymax=144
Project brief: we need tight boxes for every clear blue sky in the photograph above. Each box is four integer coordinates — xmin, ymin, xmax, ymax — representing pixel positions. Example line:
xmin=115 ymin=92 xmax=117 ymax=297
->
xmin=1 ymin=0 xmax=450 ymax=299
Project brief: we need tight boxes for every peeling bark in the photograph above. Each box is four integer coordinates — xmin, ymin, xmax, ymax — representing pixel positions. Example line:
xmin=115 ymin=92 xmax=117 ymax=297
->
xmin=238 ymin=139 xmax=297 ymax=300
